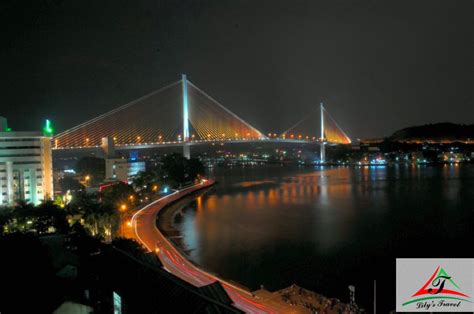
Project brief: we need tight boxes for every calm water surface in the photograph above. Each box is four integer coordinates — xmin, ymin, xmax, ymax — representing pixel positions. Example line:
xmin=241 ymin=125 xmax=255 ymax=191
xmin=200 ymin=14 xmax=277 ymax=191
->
xmin=171 ymin=165 xmax=474 ymax=312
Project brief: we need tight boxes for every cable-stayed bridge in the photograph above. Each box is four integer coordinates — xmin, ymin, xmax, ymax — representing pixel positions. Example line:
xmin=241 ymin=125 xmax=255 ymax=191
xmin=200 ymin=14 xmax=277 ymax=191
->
xmin=53 ymin=75 xmax=351 ymax=161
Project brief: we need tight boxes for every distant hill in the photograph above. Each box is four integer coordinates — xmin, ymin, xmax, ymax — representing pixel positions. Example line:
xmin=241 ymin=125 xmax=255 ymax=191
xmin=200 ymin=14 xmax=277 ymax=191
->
xmin=389 ymin=123 xmax=474 ymax=143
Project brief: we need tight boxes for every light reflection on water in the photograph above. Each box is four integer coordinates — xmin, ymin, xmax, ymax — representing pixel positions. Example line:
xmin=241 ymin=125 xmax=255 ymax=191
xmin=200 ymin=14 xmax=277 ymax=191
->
xmin=172 ymin=165 xmax=474 ymax=312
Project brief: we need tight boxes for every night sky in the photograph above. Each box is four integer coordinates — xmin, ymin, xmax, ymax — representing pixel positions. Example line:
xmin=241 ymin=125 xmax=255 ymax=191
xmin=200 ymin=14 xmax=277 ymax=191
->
xmin=1 ymin=0 xmax=472 ymax=139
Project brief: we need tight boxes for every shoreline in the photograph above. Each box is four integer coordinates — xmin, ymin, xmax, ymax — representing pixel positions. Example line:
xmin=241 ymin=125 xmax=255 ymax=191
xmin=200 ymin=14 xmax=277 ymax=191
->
xmin=156 ymin=186 xmax=254 ymax=292
xmin=130 ymin=180 xmax=300 ymax=313
xmin=144 ymin=181 xmax=358 ymax=313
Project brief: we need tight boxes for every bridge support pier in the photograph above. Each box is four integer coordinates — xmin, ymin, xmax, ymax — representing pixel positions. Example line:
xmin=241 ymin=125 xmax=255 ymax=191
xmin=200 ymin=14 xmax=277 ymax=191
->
xmin=320 ymin=142 xmax=326 ymax=163
xmin=183 ymin=144 xmax=191 ymax=159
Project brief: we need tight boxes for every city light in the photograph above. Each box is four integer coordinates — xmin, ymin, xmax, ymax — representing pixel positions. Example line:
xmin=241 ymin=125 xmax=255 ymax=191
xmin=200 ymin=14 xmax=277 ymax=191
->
xmin=3 ymin=7 xmax=469 ymax=314
xmin=42 ymin=119 xmax=54 ymax=136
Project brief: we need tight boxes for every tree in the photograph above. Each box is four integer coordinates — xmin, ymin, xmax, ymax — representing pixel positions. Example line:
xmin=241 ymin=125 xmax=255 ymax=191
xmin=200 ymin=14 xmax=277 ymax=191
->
xmin=0 ymin=206 xmax=14 ymax=235
xmin=12 ymin=201 xmax=69 ymax=234
xmin=67 ymin=190 xmax=98 ymax=215
xmin=132 ymin=170 xmax=159 ymax=192
xmin=159 ymin=153 xmax=206 ymax=188
xmin=68 ymin=222 xmax=102 ymax=256
xmin=68 ymin=189 xmax=124 ymax=240
xmin=81 ymin=202 xmax=119 ymax=240
xmin=59 ymin=176 xmax=84 ymax=192
xmin=132 ymin=170 xmax=160 ymax=200
xmin=36 ymin=200 xmax=69 ymax=234
xmin=187 ymin=157 xmax=205 ymax=182
xmin=75 ymin=157 xmax=105 ymax=183
xmin=101 ymin=182 xmax=135 ymax=207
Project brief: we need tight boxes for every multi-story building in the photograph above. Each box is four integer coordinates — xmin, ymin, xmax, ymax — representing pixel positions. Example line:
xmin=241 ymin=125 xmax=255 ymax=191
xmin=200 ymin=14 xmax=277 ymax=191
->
xmin=101 ymin=137 xmax=146 ymax=183
xmin=105 ymin=158 xmax=145 ymax=183
xmin=0 ymin=118 xmax=53 ymax=206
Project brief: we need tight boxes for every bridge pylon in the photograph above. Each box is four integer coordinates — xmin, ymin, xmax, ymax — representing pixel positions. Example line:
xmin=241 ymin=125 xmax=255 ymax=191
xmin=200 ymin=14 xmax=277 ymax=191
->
xmin=320 ymin=102 xmax=326 ymax=163
xmin=182 ymin=74 xmax=191 ymax=158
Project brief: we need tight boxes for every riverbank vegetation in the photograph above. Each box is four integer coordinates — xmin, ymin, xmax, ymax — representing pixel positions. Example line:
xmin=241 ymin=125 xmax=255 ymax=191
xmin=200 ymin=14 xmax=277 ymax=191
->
xmin=1 ymin=153 xmax=205 ymax=241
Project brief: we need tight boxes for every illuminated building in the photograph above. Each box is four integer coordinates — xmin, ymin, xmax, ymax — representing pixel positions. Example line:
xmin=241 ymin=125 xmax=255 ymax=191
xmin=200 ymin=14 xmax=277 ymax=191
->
xmin=0 ymin=117 xmax=53 ymax=205
xmin=105 ymin=158 xmax=145 ymax=182
xmin=101 ymin=137 xmax=145 ymax=182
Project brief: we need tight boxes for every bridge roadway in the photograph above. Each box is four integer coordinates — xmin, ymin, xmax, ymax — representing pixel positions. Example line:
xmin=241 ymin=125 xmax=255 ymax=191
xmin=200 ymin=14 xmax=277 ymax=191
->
xmin=130 ymin=180 xmax=303 ymax=314
xmin=53 ymin=138 xmax=331 ymax=151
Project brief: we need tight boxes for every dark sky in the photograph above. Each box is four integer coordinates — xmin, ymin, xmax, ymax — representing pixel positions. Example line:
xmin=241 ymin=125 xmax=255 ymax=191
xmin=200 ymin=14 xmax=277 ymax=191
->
xmin=1 ymin=0 xmax=473 ymax=139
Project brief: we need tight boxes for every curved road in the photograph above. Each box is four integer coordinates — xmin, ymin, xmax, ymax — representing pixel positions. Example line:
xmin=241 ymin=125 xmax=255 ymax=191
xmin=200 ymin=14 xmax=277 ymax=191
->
xmin=130 ymin=181 xmax=302 ymax=314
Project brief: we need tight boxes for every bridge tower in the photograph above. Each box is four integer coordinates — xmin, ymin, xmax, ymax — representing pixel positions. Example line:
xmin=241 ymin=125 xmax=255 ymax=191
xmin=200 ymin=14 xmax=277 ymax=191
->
xmin=320 ymin=102 xmax=326 ymax=163
xmin=182 ymin=74 xmax=191 ymax=159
